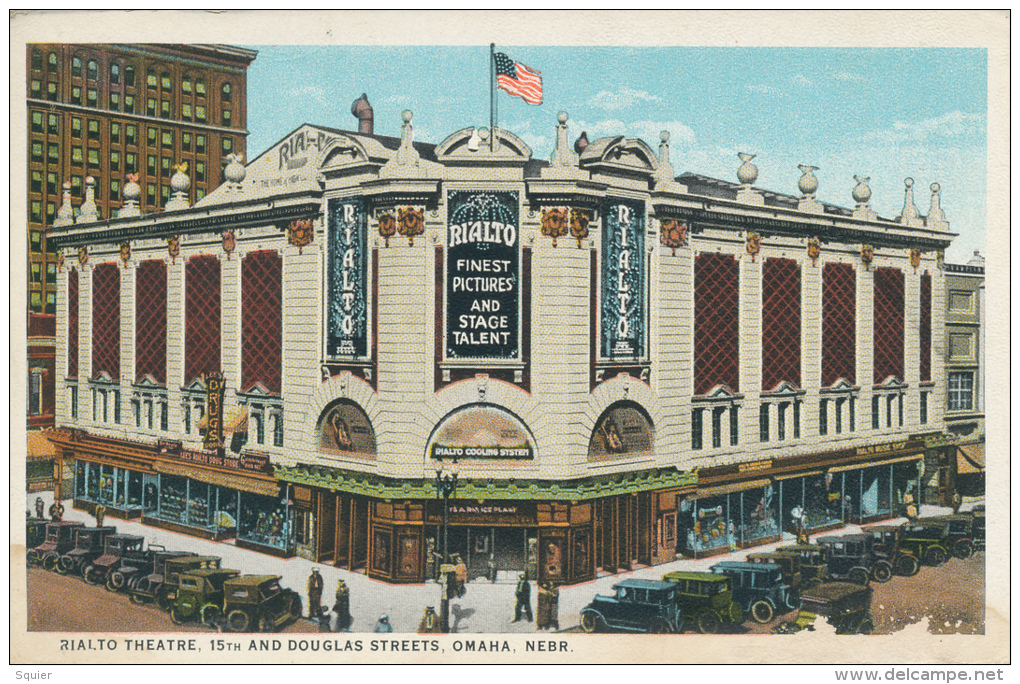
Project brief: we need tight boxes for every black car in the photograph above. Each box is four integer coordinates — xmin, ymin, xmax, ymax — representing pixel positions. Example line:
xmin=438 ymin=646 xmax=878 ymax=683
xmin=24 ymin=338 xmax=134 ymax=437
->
xmin=580 ymin=579 xmax=684 ymax=634
xmin=815 ymin=534 xmax=886 ymax=585
xmin=711 ymin=560 xmax=797 ymax=623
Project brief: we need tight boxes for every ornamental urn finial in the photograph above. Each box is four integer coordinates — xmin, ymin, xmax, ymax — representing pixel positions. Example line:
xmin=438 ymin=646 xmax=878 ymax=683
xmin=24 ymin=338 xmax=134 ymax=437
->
xmin=120 ymin=173 xmax=141 ymax=218
xmin=550 ymin=111 xmax=577 ymax=168
xmin=76 ymin=176 xmax=98 ymax=223
xmin=54 ymin=181 xmax=74 ymax=227
xmin=797 ymin=164 xmax=819 ymax=197
xmin=852 ymin=175 xmax=876 ymax=220
xmin=165 ymin=162 xmax=191 ymax=211
xmin=223 ymin=153 xmax=246 ymax=188
xmin=737 ymin=152 xmax=758 ymax=185
xmin=927 ymin=182 xmax=948 ymax=229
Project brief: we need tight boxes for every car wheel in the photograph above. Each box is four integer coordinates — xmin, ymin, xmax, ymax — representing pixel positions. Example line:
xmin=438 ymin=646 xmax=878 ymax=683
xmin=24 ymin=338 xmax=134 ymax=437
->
xmin=580 ymin=611 xmax=604 ymax=634
xmin=26 ymin=550 xmax=40 ymax=567
xmin=55 ymin=558 xmax=69 ymax=575
xmin=697 ymin=611 xmax=721 ymax=635
xmin=647 ymin=618 xmax=673 ymax=634
xmin=42 ymin=555 xmax=58 ymax=572
xmin=848 ymin=568 xmax=870 ymax=586
xmin=83 ymin=566 xmax=101 ymax=585
xmin=751 ymin=600 xmax=775 ymax=624
xmin=155 ymin=593 xmax=171 ymax=612
xmin=954 ymin=540 xmax=974 ymax=559
xmin=200 ymin=604 xmax=221 ymax=627
xmin=170 ymin=607 xmax=187 ymax=626
xmin=871 ymin=561 xmax=893 ymax=583
xmin=924 ymin=547 xmax=947 ymax=566
xmin=228 ymin=610 xmax=251 ymax=633
xmin=129 ymin=592 xmax=147 ymax=606
xmin=895 ymin=554 xmax=920 ymax=577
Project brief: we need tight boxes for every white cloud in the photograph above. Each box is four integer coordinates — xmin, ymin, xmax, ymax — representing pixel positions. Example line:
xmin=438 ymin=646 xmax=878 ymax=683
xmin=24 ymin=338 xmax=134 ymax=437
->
xmin=587 ymin=88 xmax=662 ymax=111
xmin=862 ymin=110 xmax=986 ymax=143
xmin=745 ymin=84 xmax=775 ymax=95
xmin=833 ymin=71 xmax=865 ymax=82
xmin=792 ymin=74 xmax=811 ymax=86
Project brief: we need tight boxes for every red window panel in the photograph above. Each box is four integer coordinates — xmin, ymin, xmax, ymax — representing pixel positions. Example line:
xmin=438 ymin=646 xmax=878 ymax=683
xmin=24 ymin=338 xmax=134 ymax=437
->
xmin=919 ymin=272 xmax=932 ymax=383
xmin=135 ymin=259 xmax=167 ymax=384
xmin=67 ymin=268 xmax=79 ymax=378
xmin=762 ymin=258 xmax=801 ymax=391
xmin=241 ymin=250 xmax=282 ymax=395
xmin=694 ymin=252 xmax=739 ymax=395
xmin=873 ymin=267 xmax=905 ymax=384
xmin=822 ymin=262 xmax=856 ymax=386
xmin=91 ymin=263 xmax=121 ymax=379
xmin=184 ymin=255 xmax=221 ymax=385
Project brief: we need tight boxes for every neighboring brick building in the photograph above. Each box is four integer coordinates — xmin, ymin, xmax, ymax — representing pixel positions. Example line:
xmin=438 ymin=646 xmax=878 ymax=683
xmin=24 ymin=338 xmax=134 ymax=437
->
xmin=48 ymin=102 xmax=956 ymax=583
xmin=26 ymin=43 xmax=257 ymax=315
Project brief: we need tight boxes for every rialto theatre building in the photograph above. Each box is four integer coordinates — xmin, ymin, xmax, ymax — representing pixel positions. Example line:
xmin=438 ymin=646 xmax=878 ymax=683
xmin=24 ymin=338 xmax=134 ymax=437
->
xmin=49 ymin=99 xmax=955 ymax=583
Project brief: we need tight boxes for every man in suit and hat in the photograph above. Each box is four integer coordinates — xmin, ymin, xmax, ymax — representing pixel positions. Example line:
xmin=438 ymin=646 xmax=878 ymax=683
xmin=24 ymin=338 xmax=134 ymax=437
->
xmin=513 ymin=572 xmax=533 ymax=623
xmin=307 ymin=568 xmax=324 ymax=618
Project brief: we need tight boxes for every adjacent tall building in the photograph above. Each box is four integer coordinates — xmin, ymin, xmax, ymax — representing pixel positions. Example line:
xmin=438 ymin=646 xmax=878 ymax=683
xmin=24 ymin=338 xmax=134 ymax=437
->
xmin=26 ymin=43 xmax=257 ymax=315
xmin=48 ymin=102 xmax=957 ymax=585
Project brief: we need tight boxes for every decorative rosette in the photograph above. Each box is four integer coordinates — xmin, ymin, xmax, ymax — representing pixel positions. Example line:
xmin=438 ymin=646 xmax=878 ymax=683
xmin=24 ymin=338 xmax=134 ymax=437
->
xmin=659 ymin=219 xmax=688 ymax=255
xmin=746 ymin=232 xmax=761 ymax=261
xmin=569 ymin=209 xmax=591 ymax=248
xmin=398 ymin=207 xmax=425 ymax=246
xmin=540 ymin=208 xmax=568 ymax=247
xmin=807 ymin=236 xmax=821 ymax=266
xmin=377 ymin=213 xmax=396 ymax=247
xmin=287 ymin=218 xmax=314 ymax=254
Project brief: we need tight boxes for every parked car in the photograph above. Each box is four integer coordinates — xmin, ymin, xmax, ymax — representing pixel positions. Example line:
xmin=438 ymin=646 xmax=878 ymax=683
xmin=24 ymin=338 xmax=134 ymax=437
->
xmin=970 ymin=508 xmax=986 ymax=550
xmin=860 ymin=525 xmax=921 ymax=577
xmin=897 ymin=520 xmax=953 ymax=567
xmin=661 ymin=571 xmax=744 ymax=634
xmin=169 ymin=568 xmax=241 ymax=625
xmin=216 ymin=575 xmax=302 ymax=633
xmin=580 ymin=579 xmax=685 ymax=634
xmin=774 ymin=582 xmax=875 ymax=635
xmin=710 ymin=560 xmax=797 ymax=624
xmin=923 ymin=514 xmax=980 ymax=559
xmin=27 ymin=521 xmax=85 ymax=570
xmin=26 ymin=518 xmax=48 ymax=550
xmin=814 ymin=535 xmax=886 ymax=585
xmin=746 ymin=548 xmax=825 ymax=593
xmin=129 ymin=552 xmax=202 ymax=608
xmin=82 ymin=534 xmax=146 ymax=588
xmin=55 ymin=526 xmax=118 ymax=575
xmin=771 ymin=544 xmax=830 ymax=587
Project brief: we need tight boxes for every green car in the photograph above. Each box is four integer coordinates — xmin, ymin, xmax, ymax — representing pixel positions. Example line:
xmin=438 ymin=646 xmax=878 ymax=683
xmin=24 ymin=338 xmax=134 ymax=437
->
xmin=898 ymin=520 xmax=953 ymax=566
xmin=661 ymin=571 xmax=744 ymax=633
xmin=170 ymin=568 xmax=240 ymax=626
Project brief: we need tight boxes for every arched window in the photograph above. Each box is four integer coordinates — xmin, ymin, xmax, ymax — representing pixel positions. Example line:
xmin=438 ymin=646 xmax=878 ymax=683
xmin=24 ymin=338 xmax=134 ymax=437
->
xmin=72 ymin=55 xmax=82 ymax=78
xmin=316 ymin=399 xmax=377 ymax=459
xmin=48 ymin=51 xmax=58 ymax=73
xmin=87 ymin=59 xmax=98 ymax=81
xmin=31 ymin=49 xmax=42 ymax=71
xmin=221 ymin=81 xmax=232 ymax=101
xmin=146 ymin=67 xmax=157 ymax=89
xmin=110 ymin=62 xmax=120 ymax=85
xmin=124 ymin=65 xmax=135 ymax=87
xmin=588 ymin=401 xmax=654 ymax=461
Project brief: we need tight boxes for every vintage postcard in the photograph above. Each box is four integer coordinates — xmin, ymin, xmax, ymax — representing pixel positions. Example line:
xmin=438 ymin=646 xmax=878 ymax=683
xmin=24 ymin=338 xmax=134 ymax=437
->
xmin=10 ymin=9 xmax=1009 ymax=668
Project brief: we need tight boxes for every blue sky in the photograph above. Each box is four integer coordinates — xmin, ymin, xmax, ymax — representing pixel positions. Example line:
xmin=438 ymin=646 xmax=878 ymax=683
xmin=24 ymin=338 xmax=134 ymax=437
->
xmin=244 ymin=46 xmax=986 ymax=263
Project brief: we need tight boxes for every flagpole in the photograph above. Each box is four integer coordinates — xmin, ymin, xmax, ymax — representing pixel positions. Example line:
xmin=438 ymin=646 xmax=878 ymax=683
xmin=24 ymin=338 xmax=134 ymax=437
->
xmin=490 ymin=43 xmax=496 ymax=152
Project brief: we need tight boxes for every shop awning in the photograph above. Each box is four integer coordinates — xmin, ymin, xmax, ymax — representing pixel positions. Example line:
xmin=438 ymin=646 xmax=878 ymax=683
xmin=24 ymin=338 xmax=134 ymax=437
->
xmin=692 ymin=478 xmax=772 ymax=499
xmin=827 ymin=454 xmax=921 ymax=473
xmin=957 ymin=444 xmax=985 ymax=475
xmin=773 ymin=470 xmax=823 ymax=481
xmin=26 ymin=431 xmax=56 ymax=459
xmin=154 ymin=460 xmax=278 ymax=497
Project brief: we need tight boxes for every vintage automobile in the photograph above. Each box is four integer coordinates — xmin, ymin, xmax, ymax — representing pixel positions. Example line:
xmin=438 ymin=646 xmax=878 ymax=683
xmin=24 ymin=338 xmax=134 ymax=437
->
xmin=771 ymin=544 xmax=829 ymax=587
xmin=169 ymin=568 xmax=241 ymax=625
xmin=27 ymin=521 xmax=85 ymax=569
xmin=82 ymin=534 xmax=147 ymax=587
xmin=897 ymin=520 xmax=954 ymax=566
xmin=774 ymin=582 xmax=875 ymax=635
xmin=129 ymin=552 xmax=205 ymax=608
xmin=55 ymin=526 xmax=118 ymax=575
xmin=860 ymin=525 xmax=921 ymax=577
xmin=924 ymin=514 xmax=980 ymax=559
xmin=814 ymin=535 xmax=886 ymax=585
xmin=216 ymin=575 xmax=303 ymax=633
xmin=26 ymin=518 xmax=48 ymax=550
xmin=579 ymin=579 xmax=685 ymax=634
xmin=661 ymin=571 xmax=744 ymax=634
xmin=710 ymin=560 xmax=797 ymax=624
xmin=970 ymin=508 xmax=986 ymax=550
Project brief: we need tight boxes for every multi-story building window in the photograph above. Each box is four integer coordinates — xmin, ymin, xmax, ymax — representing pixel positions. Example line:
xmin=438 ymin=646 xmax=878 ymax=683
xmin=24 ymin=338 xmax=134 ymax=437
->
xmin=135 ymin=260 xmax=168 ymax=385
xmin=873 ymin=267 xmax=905 ymax=384
xmin=91 ymin=263 xmax=121 ymax=381
xmin=694 ymin=253 xmax=738 ymax=395
xmin=691 ymin=408 xmax=703 ymax=450
xmin=240 ymin=250 xmax=283 ymax=395
xmin=947 ymin=371 xmax=974 ymax=412
xmin=762 ymin=258 xmax=801 ymax=391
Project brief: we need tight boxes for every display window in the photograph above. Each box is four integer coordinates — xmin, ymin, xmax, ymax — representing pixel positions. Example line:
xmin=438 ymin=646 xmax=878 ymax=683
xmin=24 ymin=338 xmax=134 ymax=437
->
xmin=678 ymin=484 xmax=778 ymax=554
xmin=74 ymin=461 xmax=145 ymax=512
xmin=238 ymin=492 xmax=292 ymax=552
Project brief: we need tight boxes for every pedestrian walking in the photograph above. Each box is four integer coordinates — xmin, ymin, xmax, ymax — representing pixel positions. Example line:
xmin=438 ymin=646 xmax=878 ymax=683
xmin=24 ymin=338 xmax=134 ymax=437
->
xmin=374 ymin=615 xmax=393 ymax=633
xmin=453 ymin=554 xmax=467 ymax=598
xmin=35 ymin=497 xmax=45 ymax=519
xmin=418 ymin=606 xmax=441 ymax=634
xmin=48 ymin=501 xmax=64 ymax=522
xmin=952 ymin=490 xmax=962 ymax=514
xmin=536 ymin=582 xmax=559 ymax=631
xmin=306 ymin=568 xmax=324 ymax=618
xmin=94 ymin=503 xmax=106 ymax=527
xmin=333 ymin=579 xmax=352 ymax=632
xmin=513 ymin=572 xmax=533 ymax=623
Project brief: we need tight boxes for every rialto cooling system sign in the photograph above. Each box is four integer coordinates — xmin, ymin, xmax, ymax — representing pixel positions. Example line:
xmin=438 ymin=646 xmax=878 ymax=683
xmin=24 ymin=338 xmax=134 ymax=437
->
xmin=601 ymin=197 xmax=646 ymax=359
xmin=327 ymin=198 xmax=368 ymax=358
xmin=446 ymin=191 xmax=519 ymax=359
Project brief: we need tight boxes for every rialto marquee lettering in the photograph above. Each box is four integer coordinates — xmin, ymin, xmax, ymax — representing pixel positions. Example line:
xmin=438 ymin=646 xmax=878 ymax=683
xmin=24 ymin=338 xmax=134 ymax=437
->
xmin=601 ymin=198 xmax=646 ymax=359
xmin=446 ymin=191 xmax=520 ymax=359
xmin=327 ymin=198 xmax=368 ymax=358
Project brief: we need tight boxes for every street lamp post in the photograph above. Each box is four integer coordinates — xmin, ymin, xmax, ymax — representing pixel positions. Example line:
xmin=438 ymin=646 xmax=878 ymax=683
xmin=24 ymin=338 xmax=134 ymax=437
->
xmin=435 ymin=461 xmax=458 ymax=633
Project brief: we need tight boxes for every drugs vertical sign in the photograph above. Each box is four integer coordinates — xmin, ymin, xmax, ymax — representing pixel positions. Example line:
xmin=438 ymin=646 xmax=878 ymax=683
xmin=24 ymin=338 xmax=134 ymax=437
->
xmin=327 ymin=197 xmax=368 ymax=358
xmin=601 ymin=197 xmax=646 ymax=359
xmin=445 ymin=191 xmax=520 ymax=360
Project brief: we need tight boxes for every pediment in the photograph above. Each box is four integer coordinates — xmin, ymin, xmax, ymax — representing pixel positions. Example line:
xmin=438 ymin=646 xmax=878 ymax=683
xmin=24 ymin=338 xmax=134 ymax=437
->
xmin=765 ymin=380 xmax=802 ymax=395
xmin=435 ymin=127 xmax=532 ymax=162
xmin=579 ymin=136 xmax=659 ymax=174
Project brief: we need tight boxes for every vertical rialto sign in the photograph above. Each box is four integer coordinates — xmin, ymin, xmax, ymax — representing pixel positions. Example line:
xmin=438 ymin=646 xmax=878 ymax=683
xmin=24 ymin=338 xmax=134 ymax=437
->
xmin=446 ymin=191 xmax=520 ymax=359
xmin=601 ymin=197 xmax=646 ymax=359
xmin=327 ymin=198 xmax=368 ymax=357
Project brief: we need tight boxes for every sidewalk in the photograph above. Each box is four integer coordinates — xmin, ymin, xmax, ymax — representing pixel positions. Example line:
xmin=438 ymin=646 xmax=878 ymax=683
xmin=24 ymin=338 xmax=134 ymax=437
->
xmin=21 ymin=490 xmax=976 ymax=634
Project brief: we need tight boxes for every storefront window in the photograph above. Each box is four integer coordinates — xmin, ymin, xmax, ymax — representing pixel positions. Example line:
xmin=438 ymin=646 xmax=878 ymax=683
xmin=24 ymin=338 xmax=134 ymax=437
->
xmin=238 ymin=492 xmax=292 ymax=551
xmin=158 ymin=474 xmax=188 ymax=523
xmin=679 ymin=485 xmax=778 ymax=555
xmin=741 ymin=486 xmax=779 ymax=545
xmin=780 ymin=472 xmax=844 ymax=534
xmin=188 ymin=481 xmax=211 ymax=527
xmin=74 ymin=462 xmax=145 ymax=512
xmin=859 ymin=465 xmax=893 ymax=518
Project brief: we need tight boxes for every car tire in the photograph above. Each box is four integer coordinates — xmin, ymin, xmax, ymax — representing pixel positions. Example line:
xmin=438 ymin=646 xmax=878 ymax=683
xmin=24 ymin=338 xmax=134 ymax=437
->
xmin=751 ymin=600 xmax=775 ymax=624
xmin=954 ymin=540 xmax=974 ymax=559
xmin=228 ymin=610 xmax=251 ymax=633
xmin=170 ymin=607 xmax=187 ymax=626
xmin=27 ymin=550 xmax=40 ymax=567
xmin=924 ymin=547 xmax=947 ymax=567
xmin=848 ymin=568 xmax=870 ymax=586
xmin=42 ymin=555 xmax=58 ymax=572
xmin=107 ymin=572 xmax=126 ymax=592
xmin=871 ymin=561 xmax=893 ymax=583
xmin=200 ymin=604 xmax=221 ymax=627
xmin=895 ymin=554 xmax=920 ymax=577
xmin=580 ymin=611 xmax=604 ymax=634
xmin=55 ymin=558 xmax=70 ymax=575
xmin=129 ymin=592 xmax=146 ymax=606
xmin=697 ymin=611 xmax=721 ymax=635
xmin=83 ymin=566 xmax=101 ymax=585
xmin=156 ymin=593 xmax=171 ymax=612
xmin=647 ymin=618 xmax=673 ymax=634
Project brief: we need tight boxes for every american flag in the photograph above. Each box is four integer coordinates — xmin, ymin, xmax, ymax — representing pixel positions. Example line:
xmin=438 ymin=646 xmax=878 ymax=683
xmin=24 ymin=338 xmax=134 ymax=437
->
xmin=494 ymin=52 xmax=543 ymax=105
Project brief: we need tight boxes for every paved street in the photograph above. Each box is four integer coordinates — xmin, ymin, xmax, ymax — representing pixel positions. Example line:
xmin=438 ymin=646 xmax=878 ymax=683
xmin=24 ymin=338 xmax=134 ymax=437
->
xmin=23 ymin=491 xmax=984 ymax=635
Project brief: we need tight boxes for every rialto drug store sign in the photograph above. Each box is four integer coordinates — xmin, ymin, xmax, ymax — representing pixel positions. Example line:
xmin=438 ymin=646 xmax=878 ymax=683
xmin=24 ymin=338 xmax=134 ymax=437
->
xmin=446 ymin=191 xmax=520 ymax=359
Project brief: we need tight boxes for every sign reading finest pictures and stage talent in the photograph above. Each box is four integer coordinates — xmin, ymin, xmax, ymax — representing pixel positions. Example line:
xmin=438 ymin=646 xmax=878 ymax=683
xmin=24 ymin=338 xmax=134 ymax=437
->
xmin=327 ymin=197 xmax=368 ymax=358
xmin=445 ymin=190 xmax=520 ymax=359
xmin=601 ymin=197 xmax=646 ymax=360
